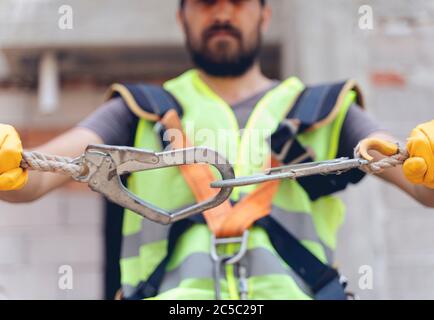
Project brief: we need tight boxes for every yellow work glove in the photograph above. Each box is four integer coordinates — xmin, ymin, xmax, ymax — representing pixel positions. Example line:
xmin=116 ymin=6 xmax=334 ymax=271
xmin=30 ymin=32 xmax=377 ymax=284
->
xmin=0 ymin=124 xmax=28 ymax=191
xmin=403 ymin=120 xmax=434 ymax=189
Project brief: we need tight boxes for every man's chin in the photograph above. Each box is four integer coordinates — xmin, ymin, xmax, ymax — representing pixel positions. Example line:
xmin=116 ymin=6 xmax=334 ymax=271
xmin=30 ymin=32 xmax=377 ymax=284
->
xmin=189 ymin=42 xmax=259 ymax=77
xmin=206 ymin=37 xmax=240 ymax=53
xmin=204 ymin=48 xmax=240 ymax=65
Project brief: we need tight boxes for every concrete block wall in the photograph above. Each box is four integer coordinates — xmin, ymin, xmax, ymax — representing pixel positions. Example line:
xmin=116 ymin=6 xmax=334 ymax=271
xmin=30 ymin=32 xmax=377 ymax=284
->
xmin=1 ymin=0 xmax=434 ymax=299
xmin=0 ymin=62 xmax=110 ymax=298
xmin=0 ymin=189 xmax=103 ymax=299
xmin=0 ymin=83 xmax=107 ymax=299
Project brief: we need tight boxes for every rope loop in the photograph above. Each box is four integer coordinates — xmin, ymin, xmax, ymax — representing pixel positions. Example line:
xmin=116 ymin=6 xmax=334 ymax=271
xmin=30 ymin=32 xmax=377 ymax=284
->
xmin=354 ymin=142 xmax=409 ymax=174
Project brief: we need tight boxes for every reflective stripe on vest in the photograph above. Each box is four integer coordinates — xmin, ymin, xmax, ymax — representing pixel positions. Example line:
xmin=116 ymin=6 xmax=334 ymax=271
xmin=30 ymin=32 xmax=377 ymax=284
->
xmin=158 ymin=248 xmax=311 ymax=296
xmin=122 ymin=247 xmax=313 ymax=300
xmin=119 ymin=69 xmax=359 ymax=299
xmin=121 ymin=204 xmax=333 ymax=262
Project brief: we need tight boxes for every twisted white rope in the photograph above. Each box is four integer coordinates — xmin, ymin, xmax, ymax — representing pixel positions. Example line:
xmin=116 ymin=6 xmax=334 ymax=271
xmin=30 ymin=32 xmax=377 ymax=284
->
xmin=354 ymin=142 xmax=409 ymax=174
xmin=20 ymin=151 xmax=85 ymax=179
xmin=19 ymin=143 xmax=409 ymax=181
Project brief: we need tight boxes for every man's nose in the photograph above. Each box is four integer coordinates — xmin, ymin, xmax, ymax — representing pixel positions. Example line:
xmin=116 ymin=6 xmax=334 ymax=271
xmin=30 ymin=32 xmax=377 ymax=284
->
xmin=212 ymin=0 xmax=235 ymax=23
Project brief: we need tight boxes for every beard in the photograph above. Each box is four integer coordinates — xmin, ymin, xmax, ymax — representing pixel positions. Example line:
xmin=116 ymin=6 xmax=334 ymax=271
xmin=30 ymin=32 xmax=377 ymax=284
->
xmin=184 ymin=21 xmax=262 ymax=77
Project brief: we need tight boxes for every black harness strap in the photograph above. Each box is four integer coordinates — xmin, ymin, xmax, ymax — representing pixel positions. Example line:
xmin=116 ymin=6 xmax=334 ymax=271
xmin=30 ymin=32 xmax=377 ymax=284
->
xmin=124 ymin=215 xmax=205 ymax=300
xmin=110 ymin=84 xmax=183 ymax=118
xmin=110 ymin=84 xmax=184 ymax=149
xmin=125 ymin=215 xmax=347 ymax=300
xmin=124 ymin=218 xmax=197 ymax=300
xmin=270 ymin=80 xmax=366 ymax=200
xmin=255 ymin=216 xmax=347 ymax=300
xmin=290 ymin=81 xmax=347 ymax=130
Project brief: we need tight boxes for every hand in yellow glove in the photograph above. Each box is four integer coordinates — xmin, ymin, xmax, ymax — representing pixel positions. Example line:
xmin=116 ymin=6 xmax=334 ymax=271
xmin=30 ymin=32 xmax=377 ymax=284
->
xmin=0 ymin=124 xmax=28 ymax=191
xmin=403 ymin=120 xmax=434 ymax=189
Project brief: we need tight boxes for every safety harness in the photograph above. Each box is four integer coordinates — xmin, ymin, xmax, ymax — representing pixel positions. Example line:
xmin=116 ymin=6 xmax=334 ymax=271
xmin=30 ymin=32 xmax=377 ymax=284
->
xmin=108 ymin=80 xmax=365 ymax=300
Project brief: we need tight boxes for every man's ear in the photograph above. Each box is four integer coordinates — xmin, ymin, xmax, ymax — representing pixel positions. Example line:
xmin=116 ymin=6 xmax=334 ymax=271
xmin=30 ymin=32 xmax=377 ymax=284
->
xmin=176 ymin=9 xmax=186 ymax=33
xmin=260 ymin=4 xmax=272 ymax=33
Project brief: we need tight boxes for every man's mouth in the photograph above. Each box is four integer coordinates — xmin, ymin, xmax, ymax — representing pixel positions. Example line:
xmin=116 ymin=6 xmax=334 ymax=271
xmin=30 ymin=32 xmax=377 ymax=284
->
xmin=209 ymin=30 xmax=236 ymax=38
xmin=204 ymin=27 xmax=241 ymax=42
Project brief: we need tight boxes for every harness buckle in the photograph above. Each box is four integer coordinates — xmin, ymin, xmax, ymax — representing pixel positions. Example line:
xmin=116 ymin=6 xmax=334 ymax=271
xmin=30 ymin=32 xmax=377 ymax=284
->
xmin=210 ymin=230 xmax=249 ymax=300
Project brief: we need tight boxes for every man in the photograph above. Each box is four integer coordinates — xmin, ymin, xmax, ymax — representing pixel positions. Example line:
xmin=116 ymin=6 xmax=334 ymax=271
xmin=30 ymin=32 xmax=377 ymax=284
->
xmin=0 ymin=0 xmax=433 ymax=300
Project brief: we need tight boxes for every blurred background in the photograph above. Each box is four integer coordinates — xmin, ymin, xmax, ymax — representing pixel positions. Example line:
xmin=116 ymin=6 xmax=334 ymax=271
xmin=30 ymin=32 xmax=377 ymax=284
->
xmin=0 ymin=0 xmax=433 ymax=299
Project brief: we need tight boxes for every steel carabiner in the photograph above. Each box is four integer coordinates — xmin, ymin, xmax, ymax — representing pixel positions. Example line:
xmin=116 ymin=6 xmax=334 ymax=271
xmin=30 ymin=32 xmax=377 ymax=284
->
xmin=73 ymin=144 xmax=235 ymax=224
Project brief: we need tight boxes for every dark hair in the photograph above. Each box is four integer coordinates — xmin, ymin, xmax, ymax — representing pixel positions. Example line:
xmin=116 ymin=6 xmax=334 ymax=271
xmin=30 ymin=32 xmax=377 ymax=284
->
xmin=180 ymin=0 xmax=266 ymax=9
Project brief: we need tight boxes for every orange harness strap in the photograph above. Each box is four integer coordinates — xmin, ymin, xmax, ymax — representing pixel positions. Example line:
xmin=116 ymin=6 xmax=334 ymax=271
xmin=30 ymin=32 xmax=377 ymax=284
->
xmin=161 ymin=110 xmax=280 ymax=238
xmin=215 ymin=179 xmax=280 ymax=238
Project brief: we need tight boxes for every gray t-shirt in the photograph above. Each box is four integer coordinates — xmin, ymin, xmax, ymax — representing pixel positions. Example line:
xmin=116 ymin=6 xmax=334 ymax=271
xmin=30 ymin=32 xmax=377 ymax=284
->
xmin=78 ymin=85 xmax=382 ymax=158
